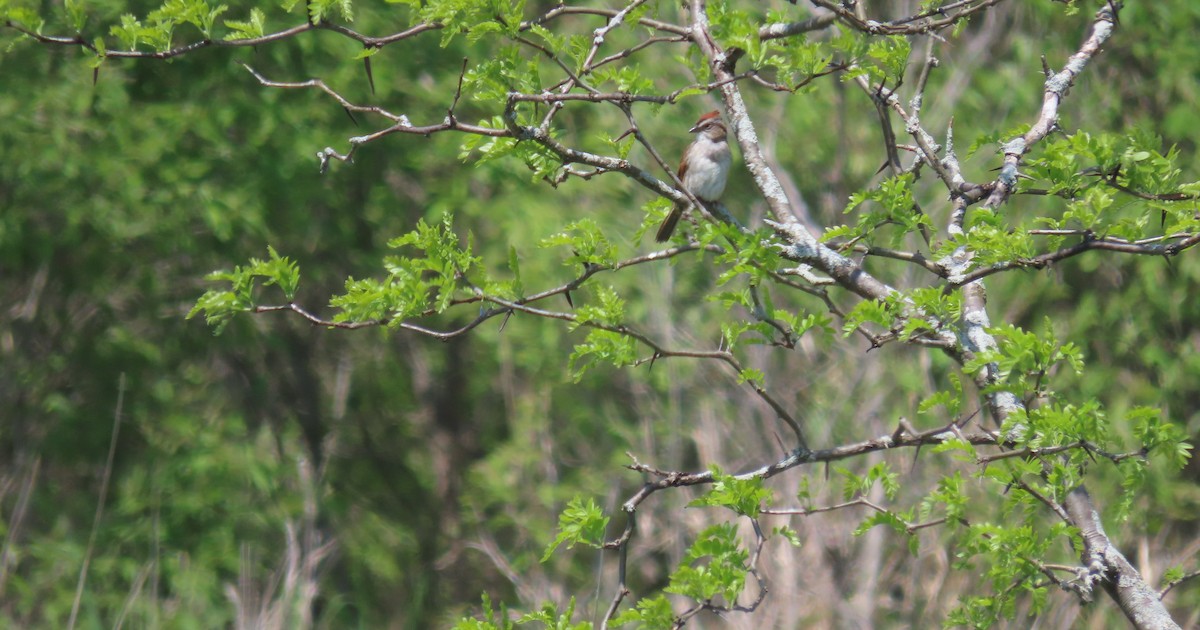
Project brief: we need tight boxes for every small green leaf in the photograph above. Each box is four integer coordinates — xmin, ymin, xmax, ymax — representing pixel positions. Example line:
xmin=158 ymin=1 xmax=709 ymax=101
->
xmin=737 ymin=368 xmax=764 ymax=386
xmin=665 ymin=524 xmax=749 ymax=605
xmin=540 ymin=219 xmax=618 ymax=268
xmin=64 ymin=0 xmax=87 ymax=32
xmin=353 ymin=46 xmax=380 ymax=59
xmin=772 ymin=526 xmax=802 ymax=547
xmin=689 ymin=467 xmax=772 ymax=517
xmin=223 ymin=8 xmax=265 ymax=40
xmin=612 ymin=595 xmax=674 ymax=629
xmin=542 ymin=497 xmax=609 ymax=561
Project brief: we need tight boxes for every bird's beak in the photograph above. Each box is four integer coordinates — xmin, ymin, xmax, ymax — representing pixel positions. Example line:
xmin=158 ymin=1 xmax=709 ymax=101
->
xmin=688 ymin=123 xmax=702 ymax=133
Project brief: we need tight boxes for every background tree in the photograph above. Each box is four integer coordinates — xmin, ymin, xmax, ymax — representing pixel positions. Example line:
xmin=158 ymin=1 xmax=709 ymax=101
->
xmin=1 ymin=0 xmax=1198 ymax=628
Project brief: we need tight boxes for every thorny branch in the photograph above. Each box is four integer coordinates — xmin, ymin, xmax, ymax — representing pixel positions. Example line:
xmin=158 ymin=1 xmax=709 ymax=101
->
xmin=948 ymin=231 xmax=1200 ymax=287
xmin=980 ymin=2 xmax=1121 ymax=212
xmin=951 ymin=6 xmax=1128 ymax=430
xmin=934 ymin=3 xmax=1181 ymax=627
xmin=763 ymin=498 xmax=948 ymax=534
xmin=2 ymin=2 xmax=691 ymax=58
xmin=252 ymin=242 xmax=808 ymax=446
xmin=601 ymin=406 xmax=1151 ymax=626
xmin=1065 ymin=487 xmax=1182 ymax=629
xmin=810 ymin=0 xmax=1010 ymax=36
xmin=3 ymin=19 xmax=442 ymax=59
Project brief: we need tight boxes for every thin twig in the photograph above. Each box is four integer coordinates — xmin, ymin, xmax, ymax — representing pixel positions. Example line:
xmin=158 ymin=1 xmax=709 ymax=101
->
xmin=1160 ymin=568 xmax=1200 ymax=599
xmin=809 ymin=0 xmax=1009 ymax=35
xmin=948 ymin=232 xmax=1200 ymax=287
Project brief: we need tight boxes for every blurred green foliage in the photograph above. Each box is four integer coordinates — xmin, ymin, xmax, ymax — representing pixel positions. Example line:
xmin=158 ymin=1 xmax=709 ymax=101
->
xmin=1 ymin=0 xmax=1198 ymax=628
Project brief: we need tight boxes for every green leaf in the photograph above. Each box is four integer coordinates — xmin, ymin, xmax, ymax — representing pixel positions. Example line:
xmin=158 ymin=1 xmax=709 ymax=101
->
xmin=736 ymin=368 xmax=764 ymax=386
xmin=836 ymin=462 xmax=899 ymax=501
xmin=307 ymin=0 xmax=352 ymax=23
xmin=842 ymin=296 xmax=898 ymax=336
xmin=1131 ymin=407 xmax=1191 ymax=469
xmin=665 ymin=524 xmax=749 ymax=605
xmin=542 ymin=497 xmax=609 ymax=561
xmin=64 ymin=0 xmax=87 ymax=32
xmin=329 ymin=216 xmax=480 ymax=324
xmin=592 ymin=65 xmax=652 ymax=94
xmin=540 ymin=219 xmax=618 ymax=268
xmin=866 ymin=35 xmax=910 ymax=82
xmin=689 ymin=467 xmax=772 ymax=518
xmin=452 ymin=594 xmax=515 ymax=630
xmin=829 ymin=173 xmax=927 ymax=248
xmin=612 ymin=595 xmax=674 ymax=629
xmin=89 ymin=35 xmax=106 ymax=67
xmin=187 ymin=247 xmax=301 ymax=332
xmin=505 ymin=246 xmax=524 ymax=299
xmin=223 ymin=8 xmax=265 ymax=40
xmin=930 ymin=437 xmax=977 ymax=462
xmin=920 ymin=472 xmax=967 ymax=524
xmin=517 ymin=598 xmax=590 ymax=629
xmin=110 ymin=14 xmax=139 ymax=50
xmin=573 ymin=285 xmax=625 ymax=327
xmin=352 ymin=46 xmax=380 ymax=61
xmin=567 ymin=328 xmax=637 ymax=381
xmin=772 ymin=526 xmax=802 ymax=547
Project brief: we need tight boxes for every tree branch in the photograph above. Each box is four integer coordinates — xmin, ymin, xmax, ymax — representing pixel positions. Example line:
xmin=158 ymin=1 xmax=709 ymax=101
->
xmin=809 ymin=0 xmax=1009 ymax=35
xmin=1064 ymin=487 xmax=1181 ymax=630
xmin=981 ymin=2 xmax=1120 ymax=211
xmin=758 ymin=13 xmax=837 ymax=41
xmin=948 ymin=231 xmax=1200 ymax=287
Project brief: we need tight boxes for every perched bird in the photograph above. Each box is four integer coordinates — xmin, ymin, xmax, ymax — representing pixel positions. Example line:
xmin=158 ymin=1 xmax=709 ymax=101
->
xmin=656 ymin=111 xmax=732 ymax=242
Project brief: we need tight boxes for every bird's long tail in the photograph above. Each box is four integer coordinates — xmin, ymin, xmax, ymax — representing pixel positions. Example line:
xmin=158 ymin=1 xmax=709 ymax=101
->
xmin=655 ymin=204 xmax=684 ymax=242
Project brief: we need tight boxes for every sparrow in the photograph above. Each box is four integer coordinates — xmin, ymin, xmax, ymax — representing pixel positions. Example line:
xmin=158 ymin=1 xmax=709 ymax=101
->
xmin=656 ymin=110 xmax=732 ymax=242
